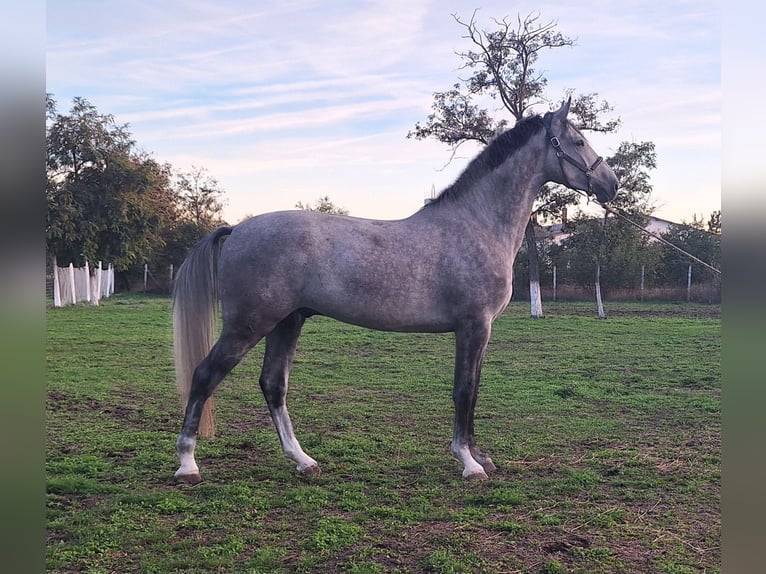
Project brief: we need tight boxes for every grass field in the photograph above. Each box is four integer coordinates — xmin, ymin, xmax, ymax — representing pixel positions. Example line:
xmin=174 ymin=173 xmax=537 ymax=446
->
xmin=46 ymin=295 xmax=720 ymax=573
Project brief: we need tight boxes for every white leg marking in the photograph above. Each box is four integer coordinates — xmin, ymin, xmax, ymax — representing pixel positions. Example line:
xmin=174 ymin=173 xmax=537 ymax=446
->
xmin=272 ymin=406 xmax=318 ymax=472
xmin=175 ymin=435 xmax=200 ymax=477
xmin=451 ymin=440 xmax=488 ymax=479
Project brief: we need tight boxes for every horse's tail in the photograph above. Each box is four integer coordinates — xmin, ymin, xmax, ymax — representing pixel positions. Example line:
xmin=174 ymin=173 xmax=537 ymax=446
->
xmin=173 ymin=226 xmax=233 ymax=438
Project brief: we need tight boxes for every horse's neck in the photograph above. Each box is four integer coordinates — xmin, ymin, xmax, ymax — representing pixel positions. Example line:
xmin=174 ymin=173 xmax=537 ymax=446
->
xmin=460 ymin=142 xmax=547 ymax=253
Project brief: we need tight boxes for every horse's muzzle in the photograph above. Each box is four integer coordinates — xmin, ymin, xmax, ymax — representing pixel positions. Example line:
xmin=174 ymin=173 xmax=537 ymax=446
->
xmin=594 ymin=177 xmax=619 ymax=205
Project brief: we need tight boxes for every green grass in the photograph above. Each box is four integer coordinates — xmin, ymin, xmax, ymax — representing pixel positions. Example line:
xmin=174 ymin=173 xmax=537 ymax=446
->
xmin=46 ymin=294 xmax=720 ymax=573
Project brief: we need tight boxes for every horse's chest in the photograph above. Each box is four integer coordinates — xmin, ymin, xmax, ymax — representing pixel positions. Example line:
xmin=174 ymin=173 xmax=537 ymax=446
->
xmin=470 ymin=266 xmax=514 ymax=311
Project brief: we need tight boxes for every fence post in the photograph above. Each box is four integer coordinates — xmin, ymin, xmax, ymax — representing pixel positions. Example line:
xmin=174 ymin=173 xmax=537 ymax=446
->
xmin=144 ymin=263 xmax=148 ymax=292
xmin=687 ymin=264 xmax=692 ymax=302
xmin=93 ymin=261 xmax=102 ymax=305
xmin=68 ymin=263 xmax=76 ymax=305
xmin=169 ymin=263 xmax=174 ymax=294
xmin=84 ymin=260 xmax=91 ymax=304
xmin=552 ymin=265 xmax=557 ymax=302
xmin=640 ymin=265 xmax=645 ymax=302
xmin=52 ymin=256 xmax=61 ymax=307
xmin=595 ymin=263 xmax=606 ymax=319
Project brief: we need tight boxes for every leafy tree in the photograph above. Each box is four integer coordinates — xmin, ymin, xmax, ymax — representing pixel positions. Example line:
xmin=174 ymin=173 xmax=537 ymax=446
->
xmin=47 ymin=96 xmax=229 ymax=290
xmin=550 ymin=213 xmax=660 ymax=296
xmin=706 ymin=210 xmax=721 ymax=234
xmin=657 ymin=223 xmax=721 ymax=288
xmin=146 ymin=219 xmax=208 ymax=282
xmin=589 ymin=139 xmax=657 ymax=309
xmin=47 ymin=96 xmax=134 ymax=181
xmin=606 ymin=141 xmax=657 ymax=215
xmin=175 ymin=166 xmax=226 ymax=230
xmin=687 ymin=210 xmax=721 ymax=235
xmin=146 ymin=167 xmax=228 ymax=283
xmin=295 ymin=195 xmax=349 ymax=215
xmin=409 ymin=11 xmax=620 ymax=317
xmin=46 ymin=96 xmax=177 ymax=270
xmin=46 ymin=93 xmax=57 ymax=121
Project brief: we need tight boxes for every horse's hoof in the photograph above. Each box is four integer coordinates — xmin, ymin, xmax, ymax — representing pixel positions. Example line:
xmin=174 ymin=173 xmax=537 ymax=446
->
xmin=480 ymin=459 xmax=497 ymax=473
xmin=464 ymin=470 xmax=489 ymax=481
xmin=171 ymin=472 xmax=203 ymax=486
xmin=298 ymin=463 xmax=321 ymax=476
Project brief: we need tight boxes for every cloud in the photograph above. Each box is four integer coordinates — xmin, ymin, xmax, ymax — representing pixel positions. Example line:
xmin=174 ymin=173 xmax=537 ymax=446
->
xmin=287 ymin=0 xmax=433 ymax=75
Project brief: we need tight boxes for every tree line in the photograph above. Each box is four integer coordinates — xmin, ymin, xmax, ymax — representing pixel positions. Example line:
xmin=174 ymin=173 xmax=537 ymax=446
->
xmin=513 ymin=210 xmax=721 ymax=303
xmin=46 ymin=94 xmax=227 ymax=286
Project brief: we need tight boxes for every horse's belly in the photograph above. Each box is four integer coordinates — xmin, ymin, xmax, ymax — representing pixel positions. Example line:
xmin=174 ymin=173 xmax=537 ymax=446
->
xmin=305 ymin=289 xmax=454 ymax=333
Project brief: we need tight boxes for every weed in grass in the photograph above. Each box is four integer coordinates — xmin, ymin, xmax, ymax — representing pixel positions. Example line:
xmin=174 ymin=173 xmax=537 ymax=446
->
xmin=284 ymin=485 xmax=330 ymax=510
xmin=196 ymin=534 xmax=247 ymax=563
xmin=311 ymin=516 xmax=363 ymax=553
xmin=537 ymin=513 xmax=565 ymax=527
xmin=553 ymin=385 xmax=579 ymax=399
xmin=152 ymin=491 xmax=194 ymax=514
xmin=496 ymin=520 xmax=526 ymax=538
xmin=46 ymin=475 xmax=119 ymax=495
xmin=658 ymin=562 xmax=709 ymax=574
xmin=243 ymin=546 xmax=288 ymax=573
xmin=422 ymin=548 xmax=485 ymax=573
xmin=342 ymin=560 xmax=386 ymax=574
xmin=551 ymin=468 xmax=601 ymax=495
xmin=466 ymin=484 xmax=525 ymax=509
xmin=591 ymin=508 xmax=627 ymax=528
xmin=333 ymin=481 xmax=368 ymax=511
xmin=540 ymin=559 xmax=566 ymax=574
xmin=450 ymin=506 xmax=488 ymax=523
xmin=571 ymin=545 xmax=624 ymax=569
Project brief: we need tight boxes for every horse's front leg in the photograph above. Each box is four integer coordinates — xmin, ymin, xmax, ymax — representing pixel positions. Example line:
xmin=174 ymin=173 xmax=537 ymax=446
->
xmin=467 ymin=395 xmax=496 ymax=473
xmin=451 ymin=321 xmax=493 ymax=480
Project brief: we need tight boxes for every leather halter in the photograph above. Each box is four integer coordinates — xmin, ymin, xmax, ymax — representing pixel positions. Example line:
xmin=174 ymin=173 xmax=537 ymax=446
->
xmin=544 ymin=114 xmax=603 ymax=197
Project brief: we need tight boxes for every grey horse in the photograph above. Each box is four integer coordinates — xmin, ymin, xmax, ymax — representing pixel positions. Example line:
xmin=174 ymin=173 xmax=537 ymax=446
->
xmin=172 ymin=98 xmax=618 ymax=483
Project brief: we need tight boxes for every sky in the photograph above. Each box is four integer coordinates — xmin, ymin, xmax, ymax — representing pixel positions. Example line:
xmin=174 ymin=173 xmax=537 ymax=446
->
xmin=46 ymin=0 xmax=721 ymax=225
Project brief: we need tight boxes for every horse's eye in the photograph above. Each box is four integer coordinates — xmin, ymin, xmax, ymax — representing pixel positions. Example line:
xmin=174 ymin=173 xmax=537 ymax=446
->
xmin=576 ymin=139 xmax=585 ymax=148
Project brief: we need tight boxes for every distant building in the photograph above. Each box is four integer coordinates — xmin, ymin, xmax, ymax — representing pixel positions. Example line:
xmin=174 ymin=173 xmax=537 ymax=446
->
xmin=643 ymin=216 xmax=676 ymax=237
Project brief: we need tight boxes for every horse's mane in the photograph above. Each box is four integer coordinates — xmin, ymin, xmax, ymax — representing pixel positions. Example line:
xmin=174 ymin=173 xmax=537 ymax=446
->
xmin=426 ymin=114 xmax=546 ymax=207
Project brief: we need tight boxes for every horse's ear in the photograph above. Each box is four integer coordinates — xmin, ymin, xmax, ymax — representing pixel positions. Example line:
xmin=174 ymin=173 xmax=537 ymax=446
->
xmin=552 ymin=96 xmax=572 ymax=125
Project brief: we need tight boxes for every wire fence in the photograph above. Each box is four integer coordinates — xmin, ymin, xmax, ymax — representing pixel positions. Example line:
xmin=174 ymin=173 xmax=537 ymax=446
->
xmin=46 ymin=259 xmax=720 ymax=305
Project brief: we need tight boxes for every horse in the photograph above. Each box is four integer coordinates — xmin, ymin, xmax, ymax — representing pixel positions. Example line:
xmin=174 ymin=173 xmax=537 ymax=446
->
xmin=171 ymin=98 xmax=618 ymax=484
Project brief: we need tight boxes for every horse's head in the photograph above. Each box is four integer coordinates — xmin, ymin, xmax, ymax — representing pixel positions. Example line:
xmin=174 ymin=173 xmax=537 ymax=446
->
xmin=543 ymin=98 xmax=619 ymax=204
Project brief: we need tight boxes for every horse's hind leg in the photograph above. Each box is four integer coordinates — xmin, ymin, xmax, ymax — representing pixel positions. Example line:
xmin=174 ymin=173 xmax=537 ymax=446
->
xmin=259 ymin=311 xmax=320 ymax=475
xmin=467 ymin=386 xmax=496 ymax=473
xmin=174 ymin=330 xmax=258 ymax=484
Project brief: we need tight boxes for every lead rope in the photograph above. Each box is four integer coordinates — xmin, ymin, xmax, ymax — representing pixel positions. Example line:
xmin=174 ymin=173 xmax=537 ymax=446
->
xmin=597 ymin=202 xmax=721 ymax=275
